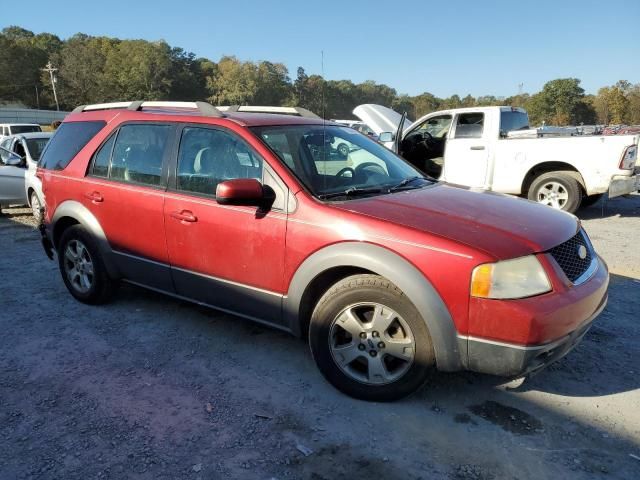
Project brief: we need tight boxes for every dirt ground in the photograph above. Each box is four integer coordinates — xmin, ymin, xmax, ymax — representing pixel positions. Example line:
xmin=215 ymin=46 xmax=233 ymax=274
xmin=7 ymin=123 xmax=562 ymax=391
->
xmin=1 ymin=194 xmax=639 ymax=480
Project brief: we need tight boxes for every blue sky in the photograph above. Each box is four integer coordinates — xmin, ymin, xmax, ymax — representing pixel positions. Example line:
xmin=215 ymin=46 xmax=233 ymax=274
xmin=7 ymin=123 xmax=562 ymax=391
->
xmin=4 ymin=0 xmax=639 ymax=98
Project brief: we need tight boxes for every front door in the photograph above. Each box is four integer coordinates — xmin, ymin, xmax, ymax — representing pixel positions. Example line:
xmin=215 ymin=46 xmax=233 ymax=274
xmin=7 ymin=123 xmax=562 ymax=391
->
xmin=0 ymin=147 xmax=27 ymax=205
xmin=84 ymin=123 xmax=175 ymax=290
xmin=441 ymin=112 xmax=490 ymax=188
xmin=164 ymin=125 xmax=287 ymax=325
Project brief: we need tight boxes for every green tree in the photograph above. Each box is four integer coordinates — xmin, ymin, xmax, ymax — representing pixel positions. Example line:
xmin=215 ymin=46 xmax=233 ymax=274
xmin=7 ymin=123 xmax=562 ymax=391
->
xmin=524 ymin=78 xmax=595 ymax=125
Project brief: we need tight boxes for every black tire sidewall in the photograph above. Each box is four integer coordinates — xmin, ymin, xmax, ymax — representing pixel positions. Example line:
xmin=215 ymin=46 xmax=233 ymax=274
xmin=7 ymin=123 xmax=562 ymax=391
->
xmin=528 ymin=172 xmax=582 ymax=213
xmin=309 ymin=275 xmax=434 ymax=401
xmin=337 ymin=143 xmax=349 ymax=158
xmin=57 ymin=225 xmax=113 ymax=304
xmin=30 ymin=193 xmax=42 ymax=223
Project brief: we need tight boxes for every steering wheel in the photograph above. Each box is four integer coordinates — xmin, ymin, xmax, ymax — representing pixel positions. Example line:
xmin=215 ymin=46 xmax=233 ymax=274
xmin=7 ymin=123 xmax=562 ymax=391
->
xmin=355 ymin=162 xmax=387 ymax=177
xmin=418 ymin=131 xmax=435 ymax=149
xmin=336 ymin=166 xmax=355 ymax=177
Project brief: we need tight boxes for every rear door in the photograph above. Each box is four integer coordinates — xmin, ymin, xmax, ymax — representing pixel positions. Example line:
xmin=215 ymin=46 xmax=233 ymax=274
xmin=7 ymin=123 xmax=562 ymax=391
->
xmin=163 ymin=124 xmax=287 ymax=324
xmin=441 ymin=112 xmax=491 ymax=188
xmin=85 ymin=122 xmax=176 ymax=290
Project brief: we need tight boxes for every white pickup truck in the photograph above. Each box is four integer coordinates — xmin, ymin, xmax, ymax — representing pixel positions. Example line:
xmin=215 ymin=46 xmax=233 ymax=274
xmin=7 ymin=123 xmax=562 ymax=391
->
xmin=354 ymin=104 xmax=639 ymax=212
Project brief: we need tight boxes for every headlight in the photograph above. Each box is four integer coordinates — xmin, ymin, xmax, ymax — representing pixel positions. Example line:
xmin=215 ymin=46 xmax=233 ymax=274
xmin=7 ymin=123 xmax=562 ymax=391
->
xmin=470 ymin=255 xmax=551 ymax=299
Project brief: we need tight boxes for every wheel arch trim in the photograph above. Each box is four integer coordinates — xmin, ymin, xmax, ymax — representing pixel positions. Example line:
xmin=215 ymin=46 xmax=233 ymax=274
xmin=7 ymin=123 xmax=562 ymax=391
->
xmin=284 ymin=242 xmax=463 ymax=371
xmin=51 ymin=200 xmax=118 ymax=277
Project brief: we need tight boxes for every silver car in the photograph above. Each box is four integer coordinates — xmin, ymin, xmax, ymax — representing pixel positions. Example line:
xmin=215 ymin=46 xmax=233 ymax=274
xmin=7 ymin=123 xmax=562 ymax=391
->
xmin=0 ymin=132 xmax=52 ymax=221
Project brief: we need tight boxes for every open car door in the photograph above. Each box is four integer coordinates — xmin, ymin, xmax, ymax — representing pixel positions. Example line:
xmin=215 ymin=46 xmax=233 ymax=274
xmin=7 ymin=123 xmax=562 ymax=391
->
xmin=352 ymin=104 xmax=413 ymax=150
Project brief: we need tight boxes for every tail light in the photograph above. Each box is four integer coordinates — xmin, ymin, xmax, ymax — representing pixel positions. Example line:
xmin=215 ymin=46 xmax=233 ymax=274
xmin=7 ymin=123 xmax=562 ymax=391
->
xmin=619 ymin=145 xmax=637 ymax=170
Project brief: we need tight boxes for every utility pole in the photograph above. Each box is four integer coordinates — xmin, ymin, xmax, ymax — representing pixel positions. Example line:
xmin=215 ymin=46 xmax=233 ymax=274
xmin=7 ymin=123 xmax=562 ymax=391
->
xmin=42 ymin=62 xmax=59 ymax=111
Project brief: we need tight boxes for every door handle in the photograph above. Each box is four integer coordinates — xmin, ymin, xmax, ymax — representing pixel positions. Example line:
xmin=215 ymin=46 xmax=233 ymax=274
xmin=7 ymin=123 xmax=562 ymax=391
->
xmin=170 ymin=210 xmax=197 ymax=223
xmin=84 ymin=191 xmax=104 ymax=203
xmin=470 ymin=146 xmax=485 ymax=151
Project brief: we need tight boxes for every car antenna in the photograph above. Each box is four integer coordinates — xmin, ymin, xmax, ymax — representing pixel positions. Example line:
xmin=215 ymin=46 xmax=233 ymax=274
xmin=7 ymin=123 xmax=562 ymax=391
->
xmin=321 ymin=50 xmax=327 ymax=186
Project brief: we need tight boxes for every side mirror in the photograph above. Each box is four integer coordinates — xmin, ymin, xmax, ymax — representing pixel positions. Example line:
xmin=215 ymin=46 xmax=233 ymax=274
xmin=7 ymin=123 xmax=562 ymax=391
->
xmin=216 ymin=178 xmax=275 ymax=209
xmin=378 ymin=132 xmax=394 ymax=143
xmin=4 ymin=152 xmax=23 ymax=166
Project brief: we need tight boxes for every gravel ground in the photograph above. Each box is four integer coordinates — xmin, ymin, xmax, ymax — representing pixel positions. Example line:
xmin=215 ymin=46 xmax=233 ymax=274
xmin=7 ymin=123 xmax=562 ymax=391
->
xmin=1 ymin=194 xmax=639 ymax=480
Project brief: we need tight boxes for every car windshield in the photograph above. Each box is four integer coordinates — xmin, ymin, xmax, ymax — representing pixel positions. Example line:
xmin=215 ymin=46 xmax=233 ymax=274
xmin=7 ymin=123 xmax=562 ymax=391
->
xmin=11 ymin=125 xmax=42 ymax=134
xmin=25 ymin=138 xmax=50 ymax=161
xmin=251 ymin=124 xmax=431 ymax=199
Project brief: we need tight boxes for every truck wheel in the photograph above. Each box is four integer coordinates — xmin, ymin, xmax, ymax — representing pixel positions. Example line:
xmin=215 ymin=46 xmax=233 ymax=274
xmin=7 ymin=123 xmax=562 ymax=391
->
xmin=580 ymin=193 xmax=604 ymax=208
xmin=527 ymin=172 xmax=582 ymax=213
xmin=308 ymin=274 xmax=434 ymax=401
xmin=58 ymin=225 xmax=115 ymax=305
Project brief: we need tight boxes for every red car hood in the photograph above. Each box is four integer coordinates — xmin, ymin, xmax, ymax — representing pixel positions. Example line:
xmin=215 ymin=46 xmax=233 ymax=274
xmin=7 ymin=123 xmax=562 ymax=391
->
xmin=332 ymin=184 xmax=579 ymax=260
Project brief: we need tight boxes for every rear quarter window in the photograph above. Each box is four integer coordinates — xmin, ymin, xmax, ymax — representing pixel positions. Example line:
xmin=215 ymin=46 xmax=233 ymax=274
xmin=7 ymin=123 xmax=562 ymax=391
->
xmin=39 ymin=121 xmax=106 ymax=170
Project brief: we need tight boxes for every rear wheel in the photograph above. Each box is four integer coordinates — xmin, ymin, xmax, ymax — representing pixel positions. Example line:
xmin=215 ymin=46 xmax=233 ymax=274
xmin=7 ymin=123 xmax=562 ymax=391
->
xmin=58 ymin=225 xmax=115 ymax=304
xmin=309 ymin=274 xmax=434 ymax=401
xmin=527 ymin=172 xmax=582 ymax=213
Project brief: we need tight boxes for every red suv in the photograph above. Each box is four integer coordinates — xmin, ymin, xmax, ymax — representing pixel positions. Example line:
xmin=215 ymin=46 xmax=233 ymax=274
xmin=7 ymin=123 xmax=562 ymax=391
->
xmin=38 ymin=101 xmax=609 ymax=401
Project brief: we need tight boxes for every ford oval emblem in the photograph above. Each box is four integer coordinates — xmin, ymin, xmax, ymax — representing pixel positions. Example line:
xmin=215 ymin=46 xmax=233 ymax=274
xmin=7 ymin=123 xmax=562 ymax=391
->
xmin=577 ymin=245 xmax=587 ymax=260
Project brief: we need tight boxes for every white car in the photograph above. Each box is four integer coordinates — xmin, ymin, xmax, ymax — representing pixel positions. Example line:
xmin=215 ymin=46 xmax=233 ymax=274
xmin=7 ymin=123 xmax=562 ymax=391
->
xmin=0 ymin=123 xmax=42 ymax=141
xmin=0 ymin=132 xmax=52 ymax=221
xmin=354 ymin=104 xmax=639 ymax=212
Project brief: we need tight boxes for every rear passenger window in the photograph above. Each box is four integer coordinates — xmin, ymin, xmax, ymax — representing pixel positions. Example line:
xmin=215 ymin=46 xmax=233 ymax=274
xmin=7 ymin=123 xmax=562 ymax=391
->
xmin=109 ymin=124 xmax=171 ymax=186
xmin=39 ymin=121 xmax=106 ymax=170
xmin=454 ymin=113 xmax=484 ymax=138
xmin=91 ymin=135 xmax=116 ymax=178
xmin=176 ymin=127 xmax=263 ymax=195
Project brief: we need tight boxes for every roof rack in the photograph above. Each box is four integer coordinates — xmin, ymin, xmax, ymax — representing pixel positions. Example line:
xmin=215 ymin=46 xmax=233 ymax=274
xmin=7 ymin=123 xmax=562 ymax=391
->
xmin=218 ymin=105 xmax=320 ymax=119
xmin=71 ymin=101 xmax=224 ymax=118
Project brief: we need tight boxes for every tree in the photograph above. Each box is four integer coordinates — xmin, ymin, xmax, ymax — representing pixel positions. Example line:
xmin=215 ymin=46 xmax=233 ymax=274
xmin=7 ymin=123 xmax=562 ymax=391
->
xmin=525 ymin=78 xmax=594 ymax=125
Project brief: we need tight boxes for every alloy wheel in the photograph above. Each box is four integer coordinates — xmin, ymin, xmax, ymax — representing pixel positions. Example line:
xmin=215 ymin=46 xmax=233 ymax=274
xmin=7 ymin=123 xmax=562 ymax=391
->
xmin=63 ymin=239 xmax=95 ymax=294
xmin=329 ymin=302 xmax=415 ymax=385
xmin=536 ymin=181 xmax=569 ymax=209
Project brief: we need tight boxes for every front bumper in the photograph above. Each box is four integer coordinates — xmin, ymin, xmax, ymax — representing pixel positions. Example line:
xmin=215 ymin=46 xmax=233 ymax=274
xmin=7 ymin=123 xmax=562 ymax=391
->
xmin=608 ymin=173 xmax=640 ymax=198
xmin=463 ymin=293 xmax=607 ymax=377
xmin=461 ymin=254 xmax=609 ymax=377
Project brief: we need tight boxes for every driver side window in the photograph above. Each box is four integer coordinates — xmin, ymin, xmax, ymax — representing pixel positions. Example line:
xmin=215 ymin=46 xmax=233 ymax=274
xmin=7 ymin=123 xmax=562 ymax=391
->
xmin=416 ymin=115 xmax=452 ymax=139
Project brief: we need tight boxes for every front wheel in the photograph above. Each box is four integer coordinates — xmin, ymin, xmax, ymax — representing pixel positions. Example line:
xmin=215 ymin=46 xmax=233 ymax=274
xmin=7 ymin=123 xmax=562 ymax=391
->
xmin=527 ymin=172 xmax=582 ymax=213
xmin=309 ymin=274 xmax=434 ymax=401
xmin=58 ymin=225 xmax=116 ymax=304
xmin=30 ymin=192 xmax=43 ymax=224
xmin=337 ymin=142 xmax=350 ymax=158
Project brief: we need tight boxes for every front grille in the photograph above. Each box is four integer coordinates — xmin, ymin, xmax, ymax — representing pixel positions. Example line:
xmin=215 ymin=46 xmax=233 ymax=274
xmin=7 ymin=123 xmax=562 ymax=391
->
xmin=548 ymin=230 xmax=593 ymax=283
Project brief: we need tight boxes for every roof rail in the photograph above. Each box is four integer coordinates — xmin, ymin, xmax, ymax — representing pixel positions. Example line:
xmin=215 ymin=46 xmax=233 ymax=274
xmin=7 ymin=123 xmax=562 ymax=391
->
xmin=218 ymin=105 xmax=320 ymax=119
xmin=71 ymin=101 xmax=224 ymax=118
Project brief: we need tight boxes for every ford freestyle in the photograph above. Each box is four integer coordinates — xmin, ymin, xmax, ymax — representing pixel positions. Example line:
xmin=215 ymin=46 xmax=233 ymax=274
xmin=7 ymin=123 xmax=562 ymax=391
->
xmin=38 ymin=101 xmax=609 ymax=401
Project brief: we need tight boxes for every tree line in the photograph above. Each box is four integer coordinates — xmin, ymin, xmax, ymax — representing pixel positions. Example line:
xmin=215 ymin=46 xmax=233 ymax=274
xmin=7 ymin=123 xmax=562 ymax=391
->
xmin=1 ymin=26 xmax=639 ymax=126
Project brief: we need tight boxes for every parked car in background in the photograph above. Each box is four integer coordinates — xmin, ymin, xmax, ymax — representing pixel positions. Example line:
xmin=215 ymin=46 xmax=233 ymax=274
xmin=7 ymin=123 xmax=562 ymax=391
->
xmin=0 ymin=123 xmax=42 ymax=141
xmin=0 ymin=132 xmax=52 ymax=221
xmin=38 ymin=101 xmax=608 ymax=401
xmin=355 ymin=104 xmax=639 ymax=213
xmin=0 ymin=146 xmax=28 ymax=211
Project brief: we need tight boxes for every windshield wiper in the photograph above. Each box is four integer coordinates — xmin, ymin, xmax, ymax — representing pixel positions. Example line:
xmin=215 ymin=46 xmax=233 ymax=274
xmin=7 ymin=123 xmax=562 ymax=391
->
xmin=318 ymin=186 xmax=386 ymax=200
xmin=388 ymin=176 xmax=427 ymax=192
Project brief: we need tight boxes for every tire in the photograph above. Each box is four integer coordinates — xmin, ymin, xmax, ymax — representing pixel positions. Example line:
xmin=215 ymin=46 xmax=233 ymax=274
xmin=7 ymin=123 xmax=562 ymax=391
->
xmin=57 ymin=225 xmax=115 ymax=305
xmin=580 ymin=193 xmax=604 ymax=208
xmin=337 ymin=143 xmax=350 ymax=158
xmin=309 ymin=274 xmax=434 ymax=401
xmin=527 ymin=171 xmax=582 ymax=213
xmin=30 ymin=192 xmax=43 ymax=224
